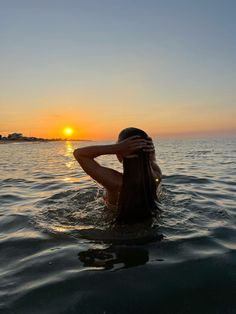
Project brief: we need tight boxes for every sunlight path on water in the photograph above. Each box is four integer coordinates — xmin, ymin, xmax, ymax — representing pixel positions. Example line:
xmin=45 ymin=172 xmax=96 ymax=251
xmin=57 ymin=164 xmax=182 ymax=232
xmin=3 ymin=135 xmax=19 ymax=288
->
xmin=0 ymin=137 xmax=235 ymax=313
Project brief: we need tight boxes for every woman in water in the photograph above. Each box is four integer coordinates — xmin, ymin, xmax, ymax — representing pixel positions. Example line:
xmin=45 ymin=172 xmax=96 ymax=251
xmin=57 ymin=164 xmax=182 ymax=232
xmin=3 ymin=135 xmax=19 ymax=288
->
xmin=73 ymin=127 xmax=162 ymax=224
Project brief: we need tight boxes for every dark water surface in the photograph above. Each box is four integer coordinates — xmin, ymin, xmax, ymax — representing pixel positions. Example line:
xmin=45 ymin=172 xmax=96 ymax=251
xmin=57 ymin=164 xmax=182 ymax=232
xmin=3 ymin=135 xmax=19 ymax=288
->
xmin=0 ymin=137 xmax=235 ymax=314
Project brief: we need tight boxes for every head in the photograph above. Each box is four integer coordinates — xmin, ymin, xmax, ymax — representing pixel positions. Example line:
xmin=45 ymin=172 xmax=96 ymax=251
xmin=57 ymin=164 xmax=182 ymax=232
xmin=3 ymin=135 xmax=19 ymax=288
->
xmin=116 ymin=127 xmax=160 ymax=224
xmin=116 ymin=127 xmax=148 ymax=163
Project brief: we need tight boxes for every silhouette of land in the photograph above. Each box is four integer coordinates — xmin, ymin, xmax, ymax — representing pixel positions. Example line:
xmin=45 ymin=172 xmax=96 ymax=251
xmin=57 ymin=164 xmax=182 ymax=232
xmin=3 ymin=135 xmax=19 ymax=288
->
xmin=0 ymin=133 xmax=92 ymax=143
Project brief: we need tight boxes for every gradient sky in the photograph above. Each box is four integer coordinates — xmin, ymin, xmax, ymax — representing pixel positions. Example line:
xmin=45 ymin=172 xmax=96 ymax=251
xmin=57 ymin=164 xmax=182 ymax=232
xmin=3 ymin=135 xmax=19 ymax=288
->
xmin=0 ymin=0 xmax=235 ymax=139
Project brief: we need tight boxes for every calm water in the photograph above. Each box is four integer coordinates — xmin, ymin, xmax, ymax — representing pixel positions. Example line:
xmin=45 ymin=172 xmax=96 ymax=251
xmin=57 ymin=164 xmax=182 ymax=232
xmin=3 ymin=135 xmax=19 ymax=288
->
xmin=0 ymin=137 xmax=235 ymax=314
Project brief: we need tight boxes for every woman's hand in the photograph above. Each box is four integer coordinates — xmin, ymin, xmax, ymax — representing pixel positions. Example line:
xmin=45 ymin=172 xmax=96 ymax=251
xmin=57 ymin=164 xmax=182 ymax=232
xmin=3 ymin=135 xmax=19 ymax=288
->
xmin=117 ymin=135 xmax=148 ymax=158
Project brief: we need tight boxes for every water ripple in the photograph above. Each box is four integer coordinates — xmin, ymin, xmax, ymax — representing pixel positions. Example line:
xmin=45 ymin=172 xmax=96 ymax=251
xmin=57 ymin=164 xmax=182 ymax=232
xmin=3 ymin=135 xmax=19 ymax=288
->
xmin=0 ymin=138 xmax=236 ymax=313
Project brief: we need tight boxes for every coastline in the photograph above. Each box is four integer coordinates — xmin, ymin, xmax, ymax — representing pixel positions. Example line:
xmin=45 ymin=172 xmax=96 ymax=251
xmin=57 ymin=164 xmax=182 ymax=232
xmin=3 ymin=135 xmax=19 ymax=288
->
xmin=0 ymin=139 xmax=92 ymax=144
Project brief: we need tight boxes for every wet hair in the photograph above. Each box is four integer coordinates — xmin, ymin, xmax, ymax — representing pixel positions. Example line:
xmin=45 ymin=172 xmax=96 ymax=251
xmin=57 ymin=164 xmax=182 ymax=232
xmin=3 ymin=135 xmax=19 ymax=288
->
xmin=116 ymin=127 xmax=161 ymax=224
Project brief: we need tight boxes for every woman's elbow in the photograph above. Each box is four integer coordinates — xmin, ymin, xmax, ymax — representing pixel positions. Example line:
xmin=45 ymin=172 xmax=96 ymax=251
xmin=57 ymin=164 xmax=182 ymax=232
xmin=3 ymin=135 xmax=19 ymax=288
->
xmin=73 ymin=149 xmax=81 ymax=161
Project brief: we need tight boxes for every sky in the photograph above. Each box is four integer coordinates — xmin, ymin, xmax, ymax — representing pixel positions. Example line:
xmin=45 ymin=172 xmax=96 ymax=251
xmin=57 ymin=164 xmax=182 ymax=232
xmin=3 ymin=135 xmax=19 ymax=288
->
xmin=0 ymin=0 xmax=235 ymax=140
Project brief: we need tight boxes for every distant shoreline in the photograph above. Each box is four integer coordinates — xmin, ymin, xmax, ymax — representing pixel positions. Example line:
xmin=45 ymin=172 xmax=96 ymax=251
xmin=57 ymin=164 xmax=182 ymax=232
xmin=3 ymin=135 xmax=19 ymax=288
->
xmin=0 ymin=139 xmax=92 ymax=144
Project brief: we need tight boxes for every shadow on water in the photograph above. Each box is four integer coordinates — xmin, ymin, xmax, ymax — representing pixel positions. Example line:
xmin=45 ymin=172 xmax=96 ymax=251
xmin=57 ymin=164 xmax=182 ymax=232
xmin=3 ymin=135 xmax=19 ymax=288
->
xmin=78 ymin=245 xmax=149 ymax=270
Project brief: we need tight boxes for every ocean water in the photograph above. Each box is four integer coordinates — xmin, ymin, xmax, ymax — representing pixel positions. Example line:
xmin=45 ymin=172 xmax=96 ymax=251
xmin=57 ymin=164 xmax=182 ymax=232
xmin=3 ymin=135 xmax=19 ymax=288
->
xmin=0 ymin=137 xmax=235 ymax=314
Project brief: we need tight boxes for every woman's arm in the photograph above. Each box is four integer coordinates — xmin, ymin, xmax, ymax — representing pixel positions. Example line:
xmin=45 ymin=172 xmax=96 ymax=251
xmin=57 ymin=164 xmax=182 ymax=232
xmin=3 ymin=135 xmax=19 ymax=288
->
xmin=73 ymin=136 xmax=147 ymax=190
xmin=73 ymin=143 xmax=120 ymax=159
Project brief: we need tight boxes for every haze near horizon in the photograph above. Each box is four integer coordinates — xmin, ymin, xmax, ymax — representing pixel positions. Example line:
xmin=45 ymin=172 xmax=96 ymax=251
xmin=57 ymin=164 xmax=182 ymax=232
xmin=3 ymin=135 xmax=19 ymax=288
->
xmin=0 ymin=0 xmax=235 ymax=140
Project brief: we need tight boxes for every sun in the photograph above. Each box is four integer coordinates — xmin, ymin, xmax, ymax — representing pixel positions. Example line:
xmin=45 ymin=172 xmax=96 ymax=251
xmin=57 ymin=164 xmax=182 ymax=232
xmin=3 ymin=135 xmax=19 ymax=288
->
xmin=63 ymin=127 xmax=74 ymax=136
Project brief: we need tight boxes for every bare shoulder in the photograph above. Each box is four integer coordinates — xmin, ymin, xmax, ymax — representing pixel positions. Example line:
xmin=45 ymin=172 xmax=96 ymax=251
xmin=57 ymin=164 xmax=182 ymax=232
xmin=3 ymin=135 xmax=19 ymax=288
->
xmin=107 ymin=169 xmax=122 ymax=187
xmin=94 ymin=165 xmax=123 ymax=190
xmin=103 ymin=171 xmax=122 ymax=205
xmin=91 ymin=166 xmax=122 ymax=190
xmin=101 ymin=167 xmax=122 ymax=176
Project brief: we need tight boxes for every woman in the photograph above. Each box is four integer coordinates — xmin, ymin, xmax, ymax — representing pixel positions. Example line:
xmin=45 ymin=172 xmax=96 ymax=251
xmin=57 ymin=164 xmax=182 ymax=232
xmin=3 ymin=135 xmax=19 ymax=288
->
xmin=73 ymin=127 xmax=162 ymax=224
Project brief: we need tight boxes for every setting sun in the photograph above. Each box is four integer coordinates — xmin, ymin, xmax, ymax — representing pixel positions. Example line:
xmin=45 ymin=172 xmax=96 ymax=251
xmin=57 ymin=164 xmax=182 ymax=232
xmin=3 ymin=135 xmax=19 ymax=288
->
xmin=63 ymin=127 xmax=74 ymax=136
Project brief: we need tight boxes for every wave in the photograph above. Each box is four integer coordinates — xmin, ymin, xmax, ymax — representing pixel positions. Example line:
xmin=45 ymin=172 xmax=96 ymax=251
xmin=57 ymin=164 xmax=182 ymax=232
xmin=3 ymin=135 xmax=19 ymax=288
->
xmin=31 ymin=187 xmax=163 ymax=243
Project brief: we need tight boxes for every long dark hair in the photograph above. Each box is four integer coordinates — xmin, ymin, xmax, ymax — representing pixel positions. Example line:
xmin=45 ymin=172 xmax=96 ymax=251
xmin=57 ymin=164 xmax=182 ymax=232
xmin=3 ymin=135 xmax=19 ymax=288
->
xmin=116 ymin=127 xmax=160 ymax=224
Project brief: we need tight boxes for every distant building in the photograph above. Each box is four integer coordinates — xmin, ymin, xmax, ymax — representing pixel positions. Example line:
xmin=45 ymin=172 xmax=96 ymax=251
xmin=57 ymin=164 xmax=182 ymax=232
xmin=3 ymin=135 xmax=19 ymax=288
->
xmin=0 ymin=135 xmax=2 ymax=140
xmin=8 ymin=133 xmax=23 ymax=139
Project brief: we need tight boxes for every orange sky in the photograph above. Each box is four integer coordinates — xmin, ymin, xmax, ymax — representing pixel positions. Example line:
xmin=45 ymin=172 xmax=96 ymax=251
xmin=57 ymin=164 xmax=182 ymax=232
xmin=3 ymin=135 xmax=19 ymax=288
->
xmin=1 ymin=1 xmax=236 ymax=140
xmin=1 ymin=91 xmax=235 ymax=140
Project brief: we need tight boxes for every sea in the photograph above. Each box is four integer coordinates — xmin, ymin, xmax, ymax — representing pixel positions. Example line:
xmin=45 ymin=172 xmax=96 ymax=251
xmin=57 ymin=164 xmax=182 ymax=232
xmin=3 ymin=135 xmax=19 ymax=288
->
xmin=0 ymin=137 xmax=235 ymax=314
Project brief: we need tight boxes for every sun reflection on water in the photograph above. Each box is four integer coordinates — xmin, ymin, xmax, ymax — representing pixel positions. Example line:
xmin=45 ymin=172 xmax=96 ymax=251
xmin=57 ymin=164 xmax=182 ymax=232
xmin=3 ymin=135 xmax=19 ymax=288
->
xmin=65 ymin=141 xmax=73 ymax=155
xmin=65 ymin=141 xmax=74 ymax=168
